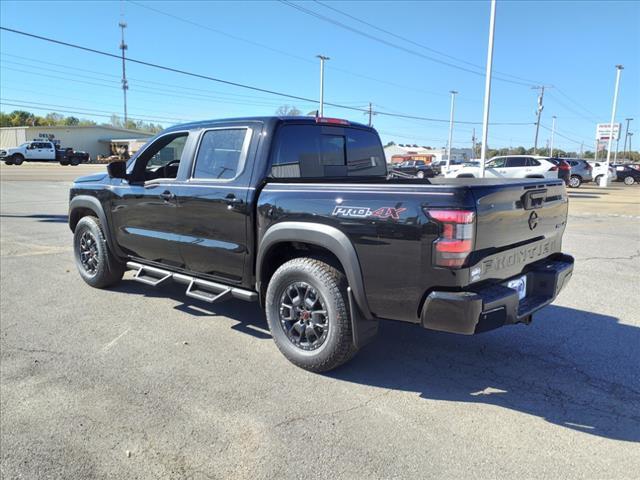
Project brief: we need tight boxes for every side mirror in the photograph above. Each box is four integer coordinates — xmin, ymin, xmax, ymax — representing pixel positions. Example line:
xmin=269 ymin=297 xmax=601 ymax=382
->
xmin=107 ymin=161 xmax=128 ymax=179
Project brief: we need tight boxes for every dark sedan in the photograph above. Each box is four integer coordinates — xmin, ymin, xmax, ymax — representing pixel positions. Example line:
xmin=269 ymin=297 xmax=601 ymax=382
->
xmin=391 ymin=160 xmax=435 ymax=178
xmin=613 ymin=165 xmax=640 ymax=185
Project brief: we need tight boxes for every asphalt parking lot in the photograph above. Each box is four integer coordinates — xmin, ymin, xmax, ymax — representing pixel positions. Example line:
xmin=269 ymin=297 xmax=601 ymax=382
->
xmin=1 ymin=163 xmax=639 ymax=479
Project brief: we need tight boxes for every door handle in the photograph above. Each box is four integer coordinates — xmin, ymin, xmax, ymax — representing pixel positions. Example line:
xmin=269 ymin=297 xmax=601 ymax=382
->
xmin=225 ymin=193 xmax=243 ymax=208
xmin=159 ymin=190 xmax=176 ymax=202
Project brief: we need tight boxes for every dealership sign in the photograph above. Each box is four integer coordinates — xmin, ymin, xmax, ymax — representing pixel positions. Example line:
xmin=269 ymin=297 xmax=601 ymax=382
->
xmin=596 ymin=123 xmax=621 ymax=141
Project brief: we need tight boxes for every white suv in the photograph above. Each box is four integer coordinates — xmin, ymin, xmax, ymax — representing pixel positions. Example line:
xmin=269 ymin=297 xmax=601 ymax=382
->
xmin=444 ymin=155 xmax=559 ymax=180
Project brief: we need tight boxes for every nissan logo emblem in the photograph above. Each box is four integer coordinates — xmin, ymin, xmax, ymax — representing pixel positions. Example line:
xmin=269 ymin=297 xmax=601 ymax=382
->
xmin=528 ymin=211 xmax=539 ymax=230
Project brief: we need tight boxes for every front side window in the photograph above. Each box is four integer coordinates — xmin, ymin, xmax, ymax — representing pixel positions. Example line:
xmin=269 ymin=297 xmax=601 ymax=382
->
xmin=193 ymin=129 xmax=248 ymax=180
xmin=271 ymin=124 xmax=386 ymax=178
xmin=487 ymin=157 xmax=506 ymax=168
xmin=133 ymin=132 xmax=188 ymax=181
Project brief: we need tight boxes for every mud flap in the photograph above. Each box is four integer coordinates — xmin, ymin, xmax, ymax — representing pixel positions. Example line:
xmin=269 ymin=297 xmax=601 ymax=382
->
xmin=348 ymin=286 xmax=378 ymax=349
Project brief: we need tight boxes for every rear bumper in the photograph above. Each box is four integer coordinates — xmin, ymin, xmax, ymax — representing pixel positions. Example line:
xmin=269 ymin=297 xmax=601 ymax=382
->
xmin=421 ymin=254 xmax=574 ymax=335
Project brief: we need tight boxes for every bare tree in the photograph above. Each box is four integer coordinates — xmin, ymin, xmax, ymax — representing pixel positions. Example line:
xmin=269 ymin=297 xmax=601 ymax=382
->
xmin=275 ymin=105 xmax=301 ymax=116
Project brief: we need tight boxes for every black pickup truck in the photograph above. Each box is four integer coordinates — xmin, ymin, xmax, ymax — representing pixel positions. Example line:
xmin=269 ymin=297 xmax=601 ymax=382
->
xmin=68 ymin=116 xmax=573 ymax=372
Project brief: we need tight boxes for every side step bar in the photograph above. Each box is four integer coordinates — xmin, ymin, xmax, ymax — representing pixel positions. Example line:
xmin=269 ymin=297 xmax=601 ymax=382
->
xmin=126 ymin=261 xmax=257 ymax=303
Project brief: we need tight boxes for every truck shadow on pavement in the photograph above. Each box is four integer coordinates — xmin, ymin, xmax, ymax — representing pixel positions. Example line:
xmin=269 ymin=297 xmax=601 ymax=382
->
xmin=111 ymin=280 xmax=639 ymax=443
xmin=0 ymin=213 xmax=68 ymax=223
xmin=331 ymin=305 xmax=640 ymax=443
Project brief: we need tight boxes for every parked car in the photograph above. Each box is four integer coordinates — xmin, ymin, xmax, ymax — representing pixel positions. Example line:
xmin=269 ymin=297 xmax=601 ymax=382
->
xmin=444 ymin=155 xmax=559 ymax=179
xmin=548 ymin=158 xmax=571 ymax=185
xmin=68 ymin=116 xmax=573 ymax=372
xmin=612 ymin=165 xmax=640 ymax=185
xmin=430 ymin=159 xmax=463 ymax=175
xmin=588 ymin=161 xmax=616 ymax=184
xmin=1 ymin=140 xmax=90 ymax=166
xmin=390 ymin=159 xmax=435 ymax=178
xmin=561 ymin=159 xmax=593 ymax=188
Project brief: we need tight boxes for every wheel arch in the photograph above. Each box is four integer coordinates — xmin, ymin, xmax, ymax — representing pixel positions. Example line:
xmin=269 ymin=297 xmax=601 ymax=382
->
xmin=257 ymin=222 xmax=373 ymax=320
xmin=69 ymin=195 xmax=124 ymax=258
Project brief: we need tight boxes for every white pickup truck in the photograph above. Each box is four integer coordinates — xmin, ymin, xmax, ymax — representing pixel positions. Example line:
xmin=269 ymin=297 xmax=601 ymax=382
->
xmin=1 ymin=140 xmax=89 ymax=166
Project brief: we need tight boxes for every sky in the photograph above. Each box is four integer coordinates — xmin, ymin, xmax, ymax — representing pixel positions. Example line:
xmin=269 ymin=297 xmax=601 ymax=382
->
xmin=1 ymin=0 xmax=639 ymax=152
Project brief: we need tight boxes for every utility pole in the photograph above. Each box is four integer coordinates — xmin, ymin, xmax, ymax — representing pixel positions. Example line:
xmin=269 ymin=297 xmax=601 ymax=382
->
xmin=594 ymin=138 xmax=599 ymax=162
xmin=549 ymin=115 xmax=557 ymax=158
xmin=580 ymin=141 xmax=584 ymax=157
xmin=119 ymin=20 xmax=128 ymax=125
xmin=479 ymin=0 xmax=496 ymax=179
xmin=365 ymin=102 xmax=377 ymax=127
xmin=316 ymin=55 xmax=330 ymax=117
xmin=601 ymin=64 xmax=624 ymax=186
xmin=622 ymin=118 xmax=633 ymax=160
xmin=471 ymin=128 xmax=476 ymax=158
xmin=532 ymin=85 xmax=550 ymax=154
xmin=446 ymin=90 xmax=458 ymax=172
xmin=628 ymin=132 xmax=633 ymax=158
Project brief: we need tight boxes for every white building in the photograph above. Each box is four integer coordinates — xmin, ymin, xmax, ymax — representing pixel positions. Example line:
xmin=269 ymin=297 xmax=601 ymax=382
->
xmin=0 ymin=126 xmax=153 ymax=160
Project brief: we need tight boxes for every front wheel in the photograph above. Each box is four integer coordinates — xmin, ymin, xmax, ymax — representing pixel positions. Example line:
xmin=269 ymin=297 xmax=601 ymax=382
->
xmin=4 ymin=159 xmax=13 ymax=165
xmin=624 ymin=176 xmax=636 ymax=185
xmin=11 ymin=154 xmax=24 ymax=165
xmin=73 ymin=216 xmax=125 ymax=288
xmin=594 ymin=175 xmax=603 ymax=185
xmin=569 ymin=175 xmax=582 ymax=188
xmin=416 ymin=170 xmax=425 ymax=179
xmin=265 ymin=257 xmax=357 ymax=372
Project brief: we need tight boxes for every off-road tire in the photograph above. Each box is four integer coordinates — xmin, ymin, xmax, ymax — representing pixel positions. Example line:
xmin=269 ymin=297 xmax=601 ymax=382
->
xmin=73 ymin=216 xmax=125 ymax=288
xmin=265 ymin=257 xmax=357 ymax=372
xmin=11 ymin=154 xmax=24 ymax=165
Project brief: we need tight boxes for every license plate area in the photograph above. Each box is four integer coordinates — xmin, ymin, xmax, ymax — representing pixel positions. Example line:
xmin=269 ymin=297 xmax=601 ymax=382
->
xmin=506 ymin=275 xmax=527 ymax=301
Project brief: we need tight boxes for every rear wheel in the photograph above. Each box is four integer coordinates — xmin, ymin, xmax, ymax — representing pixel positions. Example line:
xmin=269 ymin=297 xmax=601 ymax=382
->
xmin=60 ymin=160 xmax=69 ymax=166
xmin=265 ymin=257 xmax=357 ymax=372
xmin=73 ymin=216 xmax=125 ymax=288
xmin=569 ymin=175 xmax=582 ymax=188
xmin=624 ymin=175 xmax=636 ymax=185
xmin=4 ymin=159 xmax=13 ymax=165
xmin=594 ymin=175 xmax=603 ymax=184
xmin=416 ymin=170 xmax=425 ymax=179
xmin=11 ymin=154 xmax=24 ymax=165
xmin=70 ymin=156 xmax=80 ymax=166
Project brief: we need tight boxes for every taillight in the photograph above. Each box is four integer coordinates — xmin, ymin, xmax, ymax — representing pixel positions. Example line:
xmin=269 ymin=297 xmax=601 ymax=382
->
xmin=425 ymin=209 xmax=475 ymax=268
xmin=315 ymin=117 xmax=350 ymax=125
xmin=586 ymin=163 xmax=592 ymax=171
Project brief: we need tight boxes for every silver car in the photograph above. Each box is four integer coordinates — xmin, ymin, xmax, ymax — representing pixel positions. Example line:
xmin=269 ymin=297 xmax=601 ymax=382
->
xmin=563 ymin=158 xmax=593 ymax=188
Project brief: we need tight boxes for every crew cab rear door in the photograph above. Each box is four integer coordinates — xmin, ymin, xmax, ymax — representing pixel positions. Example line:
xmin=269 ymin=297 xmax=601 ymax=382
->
xmin=172 ymin=125 xmax=257 ymax=285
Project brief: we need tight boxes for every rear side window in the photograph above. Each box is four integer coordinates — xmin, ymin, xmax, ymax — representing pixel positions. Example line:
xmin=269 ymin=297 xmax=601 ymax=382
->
xmin=193 ymin=128 xmax=248 ymax=180
xmin=506 ymin=157 xmax=528 ymax=167
xmin=271 ymin=124 xmax=386 ymax=178
xmin=528 ymin=158 xmax=540 ymax=166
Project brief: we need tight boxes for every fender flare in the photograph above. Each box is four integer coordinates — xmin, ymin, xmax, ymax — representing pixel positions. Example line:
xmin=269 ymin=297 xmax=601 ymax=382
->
xmin=68 ymin=195 xmax=124 ymax=258
xmin=257 ymin=222 xmax=373 ymax=320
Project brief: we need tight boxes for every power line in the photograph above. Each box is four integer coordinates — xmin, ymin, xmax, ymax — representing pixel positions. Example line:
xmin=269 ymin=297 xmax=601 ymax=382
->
xmin=0 ymin=26 xmax=534 ymax=127
xmin=125 ymin=0 xmax=463 ymax=101
xmin=0 ymin=101 xmax=179 ymax=124
xmin=280 ymin=0 xmax=535 ymax=87
xmin=312 ymin=0 xmax=542 ymax=86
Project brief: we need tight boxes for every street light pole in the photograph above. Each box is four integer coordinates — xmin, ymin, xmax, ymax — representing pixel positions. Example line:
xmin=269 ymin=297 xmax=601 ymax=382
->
xmin=532 ymin=86 xmax=546 ymax=154
xmin=622 ymin=118 xmax=633 ymax=161
xmin=549 ymin=115 xmax=557 ymax=158
xmin=601 ymin=64 xmax=624 ymax=187
xmin=119 ymin=20 xmax=128 ymax=125
xmin=479 ymin=0 xmax=496 ymax=179
xmin=316 ymin=55 xmax=330 ymax=117
xmin=446 ymin=90 xmax=458 ymax=172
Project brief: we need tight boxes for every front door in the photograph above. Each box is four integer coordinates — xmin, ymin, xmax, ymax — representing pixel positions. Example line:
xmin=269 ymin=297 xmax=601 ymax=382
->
xmin=174 ymin=126 xmax=255 ymax=285
xmin=110 ymin=132 xmax=190 ymax=268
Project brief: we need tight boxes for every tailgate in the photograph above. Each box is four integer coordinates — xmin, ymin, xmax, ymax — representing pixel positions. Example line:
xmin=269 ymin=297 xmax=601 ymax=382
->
xmin=468 ymin=179 xmax=568 ymax=280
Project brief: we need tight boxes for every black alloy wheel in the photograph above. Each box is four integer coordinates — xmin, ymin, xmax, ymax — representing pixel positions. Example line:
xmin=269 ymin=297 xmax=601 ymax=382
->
xmin=279 ymin=281 xmax=329 ymax=351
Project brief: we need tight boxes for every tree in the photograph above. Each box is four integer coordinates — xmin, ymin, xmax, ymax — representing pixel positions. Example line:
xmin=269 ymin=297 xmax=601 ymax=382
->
xmin=275 ymin=105 xmax=301 ymax=116
xmin=383 ymin=141 xmax=396 ymax=148
xmin=64 ymin=116 xmax=80 ymax=126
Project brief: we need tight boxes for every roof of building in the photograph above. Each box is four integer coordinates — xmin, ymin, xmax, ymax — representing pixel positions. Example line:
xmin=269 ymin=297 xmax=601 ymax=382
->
xmin=0 ymin=125 xmax=154 ymax=135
